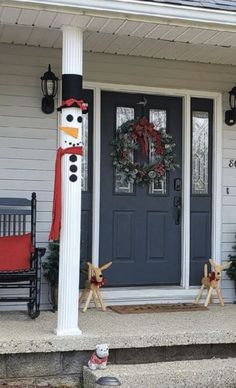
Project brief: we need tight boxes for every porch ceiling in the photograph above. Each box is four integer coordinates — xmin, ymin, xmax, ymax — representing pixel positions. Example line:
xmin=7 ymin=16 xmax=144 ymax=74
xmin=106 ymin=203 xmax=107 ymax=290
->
xmin=1 ymin=5 xmax=236 ymax=65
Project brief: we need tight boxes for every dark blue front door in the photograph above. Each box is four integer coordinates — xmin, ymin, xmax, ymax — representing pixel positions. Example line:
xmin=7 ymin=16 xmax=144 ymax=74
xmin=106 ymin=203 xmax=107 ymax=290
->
xmin=100 ymin=92 xmax=183 ymax=286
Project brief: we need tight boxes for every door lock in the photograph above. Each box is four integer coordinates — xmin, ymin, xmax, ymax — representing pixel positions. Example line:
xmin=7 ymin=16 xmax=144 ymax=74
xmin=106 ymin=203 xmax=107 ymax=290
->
xmin=174 ymin=178 xmax=182 ymax=191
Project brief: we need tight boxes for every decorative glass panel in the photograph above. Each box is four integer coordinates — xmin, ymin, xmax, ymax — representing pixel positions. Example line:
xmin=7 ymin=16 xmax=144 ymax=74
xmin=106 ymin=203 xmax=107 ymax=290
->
xmin=192 ymin=111 xmax=209 ymax=195
xmin=82 ymin=113 xmax=88 ymax=191
xmin=150 ymin=109 xmax=167 ymax=130
xmin=115 ymin=107 xmax=135 ymax=193
xmin=149 ymin=109 xmax=167 ymax=195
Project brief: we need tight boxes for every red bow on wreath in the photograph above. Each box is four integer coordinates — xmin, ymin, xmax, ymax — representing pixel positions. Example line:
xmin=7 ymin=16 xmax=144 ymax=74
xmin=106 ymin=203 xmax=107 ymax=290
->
xmin=132 ymin=116 xmax=163 ymax=157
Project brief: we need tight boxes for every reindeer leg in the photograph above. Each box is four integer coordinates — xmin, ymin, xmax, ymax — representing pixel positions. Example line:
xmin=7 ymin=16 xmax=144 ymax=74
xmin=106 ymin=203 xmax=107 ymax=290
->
xmin=210 ymin=295 xmax=214 ymax=304
xmin=216 ymin=287 xmax=224 ymax=306
xmin=79 ymin=288 xmax=88 ymax=304
xmin=195 ymin=285 xmax=205 ymax=304
xmin=92 ymin=289 xmax=99 ymax=309
xmin=96 ymin=288 xmax=106 ymax=311
xmin=90 ymin=284 xmax=99 ymax=309
xmin=205 ymin=286 xmax=213 ymax=307
xmin=83 ymin=289 xmax=93 ymax=313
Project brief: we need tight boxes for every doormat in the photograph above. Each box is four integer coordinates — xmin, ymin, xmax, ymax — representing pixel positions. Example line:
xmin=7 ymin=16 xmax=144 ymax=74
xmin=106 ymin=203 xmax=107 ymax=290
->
xmin=108 ymin=303 xmax=208 ymax=314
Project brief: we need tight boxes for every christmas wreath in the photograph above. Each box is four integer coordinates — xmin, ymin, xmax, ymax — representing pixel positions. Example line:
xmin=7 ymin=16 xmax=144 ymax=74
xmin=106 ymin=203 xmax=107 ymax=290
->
xmin=112 ymin=116 xmax=178 ymax=186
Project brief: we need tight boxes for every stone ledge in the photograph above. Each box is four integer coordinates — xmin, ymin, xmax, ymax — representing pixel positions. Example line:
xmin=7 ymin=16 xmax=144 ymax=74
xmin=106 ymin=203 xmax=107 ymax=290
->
xmin=83 ymin=358 xmax=236 ymax=388
xmin=5 ymin=353 xmax=62 ymax=378
xmin=1 ymin=344 xmax=236 ymax=381
xmin=0 ymin=375 xmax=81 ymax=387
xmin=1 ymin=307 xmax=236 ymax=354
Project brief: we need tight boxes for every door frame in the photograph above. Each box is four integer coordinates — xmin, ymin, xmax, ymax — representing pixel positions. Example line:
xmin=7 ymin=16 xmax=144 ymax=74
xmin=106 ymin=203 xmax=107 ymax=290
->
xmin=84 ymin=81 xmax=222 ymax=296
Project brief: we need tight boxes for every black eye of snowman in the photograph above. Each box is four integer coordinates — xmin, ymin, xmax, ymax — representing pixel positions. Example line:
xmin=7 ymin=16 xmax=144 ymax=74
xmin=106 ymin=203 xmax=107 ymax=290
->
xmin=77 ymin=116 xmax=83 ymax=123
xmin=66 ymin=114 xmax=73 ymax=122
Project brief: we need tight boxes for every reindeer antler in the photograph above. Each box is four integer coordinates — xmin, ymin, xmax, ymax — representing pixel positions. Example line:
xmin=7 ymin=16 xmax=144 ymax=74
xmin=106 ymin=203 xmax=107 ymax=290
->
xmin=87 ymin=262 xmax=95 ymax=281
xmin=99 ymin=261 xmax=112 ymax=271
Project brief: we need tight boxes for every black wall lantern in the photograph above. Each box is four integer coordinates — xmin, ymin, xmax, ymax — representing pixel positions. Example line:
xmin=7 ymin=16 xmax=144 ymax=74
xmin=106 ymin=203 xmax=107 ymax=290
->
xmin=225 ymin=85 xmax=236 ymax=126
xmin=41 ymin=64 xmax=58 ymax=114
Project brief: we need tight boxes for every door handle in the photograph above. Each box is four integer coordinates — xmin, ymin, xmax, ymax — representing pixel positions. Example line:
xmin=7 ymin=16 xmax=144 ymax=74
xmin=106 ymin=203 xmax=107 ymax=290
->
xmin=174 ymin=196 xmax=181 ymax=225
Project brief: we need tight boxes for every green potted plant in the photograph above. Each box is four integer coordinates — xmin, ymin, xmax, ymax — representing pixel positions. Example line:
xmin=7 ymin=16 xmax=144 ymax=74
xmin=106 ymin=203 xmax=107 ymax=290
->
xmin=42 ymin=241 xmax=59 ymax=311
xmin=227 ymin=239 xmax=236 ymax=303
xmin=42 ymin=241 xmax=88 ymax=311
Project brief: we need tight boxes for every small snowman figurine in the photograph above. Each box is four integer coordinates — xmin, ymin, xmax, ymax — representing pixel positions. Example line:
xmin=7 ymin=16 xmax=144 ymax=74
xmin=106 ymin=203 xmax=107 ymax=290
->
xmin=88 ymin=343 xmax=109 ymax=370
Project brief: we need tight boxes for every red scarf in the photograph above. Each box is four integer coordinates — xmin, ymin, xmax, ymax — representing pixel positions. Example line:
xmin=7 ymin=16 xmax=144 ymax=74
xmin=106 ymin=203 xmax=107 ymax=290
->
xmin=89 ymin=352 xmax=108 ymax=365
xmin=90 ymin=276 xmax=106 ymax=288
xmin=49 ymin=146 xmax=83 ymax=241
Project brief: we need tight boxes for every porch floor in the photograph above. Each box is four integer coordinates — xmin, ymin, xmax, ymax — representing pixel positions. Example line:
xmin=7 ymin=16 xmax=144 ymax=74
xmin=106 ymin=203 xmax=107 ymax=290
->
xmin=1 ymin=305 xmax=236 ymax=355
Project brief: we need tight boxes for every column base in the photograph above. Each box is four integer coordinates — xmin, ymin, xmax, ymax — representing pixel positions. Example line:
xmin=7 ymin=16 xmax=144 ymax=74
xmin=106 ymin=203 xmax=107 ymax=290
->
xmin=55 ymin=327 xmax=82 ymax=336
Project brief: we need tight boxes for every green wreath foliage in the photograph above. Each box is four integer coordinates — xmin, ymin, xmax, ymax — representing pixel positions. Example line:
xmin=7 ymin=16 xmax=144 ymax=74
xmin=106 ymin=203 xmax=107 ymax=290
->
xmin=111 ymin=117 xmax=178 ymax=186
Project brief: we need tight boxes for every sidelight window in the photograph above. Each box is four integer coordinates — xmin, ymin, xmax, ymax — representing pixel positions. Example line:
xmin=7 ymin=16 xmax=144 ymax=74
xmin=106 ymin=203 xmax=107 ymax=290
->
xmin=192 ymin=111 xmax=209 ymax=195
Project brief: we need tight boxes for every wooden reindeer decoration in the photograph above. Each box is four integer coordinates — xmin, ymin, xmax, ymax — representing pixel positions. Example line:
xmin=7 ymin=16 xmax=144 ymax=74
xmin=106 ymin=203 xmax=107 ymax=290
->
xmin=195 ymin=259 xmax=231 ymax=307
xmin=79 ymin=261 xmax=112 ymax=313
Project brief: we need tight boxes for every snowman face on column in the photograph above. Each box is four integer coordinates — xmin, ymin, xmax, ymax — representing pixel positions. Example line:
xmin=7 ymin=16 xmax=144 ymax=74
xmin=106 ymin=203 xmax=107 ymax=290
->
xmin=59 ymin=106 xmax=83 ymax=148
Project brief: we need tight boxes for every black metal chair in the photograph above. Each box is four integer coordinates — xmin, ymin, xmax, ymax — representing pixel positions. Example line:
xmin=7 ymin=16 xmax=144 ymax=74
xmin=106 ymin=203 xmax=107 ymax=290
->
xmin=0 ymin=193 xmax=45 ymax=318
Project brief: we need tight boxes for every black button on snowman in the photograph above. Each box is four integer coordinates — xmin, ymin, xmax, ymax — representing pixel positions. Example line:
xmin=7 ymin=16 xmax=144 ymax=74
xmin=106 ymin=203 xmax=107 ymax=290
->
xmin=69 ymin=155 xmax=78 ymax=181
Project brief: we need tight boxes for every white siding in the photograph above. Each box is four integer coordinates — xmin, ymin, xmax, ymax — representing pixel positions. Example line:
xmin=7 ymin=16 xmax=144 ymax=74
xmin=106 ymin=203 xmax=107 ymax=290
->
xmin=222 ymin=93 xmax=236 ymax=301
xmin=0 ymin=43 xmax=61 ymax=309
xmin=0 ymin=42 xmax=236 ymax=307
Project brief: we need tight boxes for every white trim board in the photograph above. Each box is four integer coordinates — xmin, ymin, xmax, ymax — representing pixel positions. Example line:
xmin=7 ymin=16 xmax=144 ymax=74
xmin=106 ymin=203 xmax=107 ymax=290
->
xmin=181 ymin=94 xmax=191 ymax=289
xmin=212 ymin=94 xmax=222 ymax=264
xmin=102 ymin=287 xmax=235 ymax=305
xmin=84 ymin=81 xmax=222 ymax=302
xmin=100 ymin=286 xmax=230 ymax=305
xmin=91 ymin=86 xmax=101 ymax=268
xmin=102 ymin=287 xmax=198 ymax=305
xmin=10 ymin=0 xmax=236 ymax=31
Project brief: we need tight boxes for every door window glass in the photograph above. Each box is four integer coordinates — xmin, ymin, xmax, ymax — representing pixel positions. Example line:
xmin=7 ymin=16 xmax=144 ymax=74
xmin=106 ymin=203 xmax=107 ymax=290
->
xmin=82 ymin=113 xmax=88 ymax=191
xmin=149 ymin=109 xmax=167 ymax=129
xmin=115 ymin=107 xmax=135 ymax=193
xmin=149 ymin=109 xmax=167 ymax=195
xmin=192 ymin=111 xmax=209 ymax=195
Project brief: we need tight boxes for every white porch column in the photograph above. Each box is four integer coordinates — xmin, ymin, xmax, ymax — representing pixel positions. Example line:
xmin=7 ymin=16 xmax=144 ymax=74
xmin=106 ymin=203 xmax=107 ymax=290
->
xmin=56 ymin=26 xmax=84 ymax=336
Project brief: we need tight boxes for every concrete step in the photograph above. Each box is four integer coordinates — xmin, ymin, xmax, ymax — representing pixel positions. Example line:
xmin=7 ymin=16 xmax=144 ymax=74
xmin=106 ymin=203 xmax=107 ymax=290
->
xmin=83 ymin=358 xmax=236 ymax=388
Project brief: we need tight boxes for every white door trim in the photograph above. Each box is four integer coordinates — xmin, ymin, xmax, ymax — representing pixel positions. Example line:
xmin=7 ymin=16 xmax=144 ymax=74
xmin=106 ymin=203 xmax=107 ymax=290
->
xmin=91 ymin=87 xmax=101 ymax=268
xmin=212 ymin=94 xmax=223 ymax=264
xmin=181 ymin=94 xmax=191 ymax=289
xmin=84 ymin=81 xmax=222 ymax=302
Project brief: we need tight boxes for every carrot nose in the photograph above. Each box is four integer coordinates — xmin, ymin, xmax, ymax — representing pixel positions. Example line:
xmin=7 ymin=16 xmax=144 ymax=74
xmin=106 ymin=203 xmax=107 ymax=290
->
xmin=59 ymin=126 xmax=79 ymax=138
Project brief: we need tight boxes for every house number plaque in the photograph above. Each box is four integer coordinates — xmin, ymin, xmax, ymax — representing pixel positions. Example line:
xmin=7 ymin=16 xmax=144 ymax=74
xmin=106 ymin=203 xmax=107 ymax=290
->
xmin=229 ymin=159 xmax=236 ymax=167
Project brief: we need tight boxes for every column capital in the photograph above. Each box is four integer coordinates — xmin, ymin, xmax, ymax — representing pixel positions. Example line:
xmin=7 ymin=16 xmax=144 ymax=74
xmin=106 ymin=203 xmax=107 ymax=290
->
xmin=61 ymin=25 xmax=84 ymax=33
xmin=62 ymin=25 xmax=83 ymax=75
